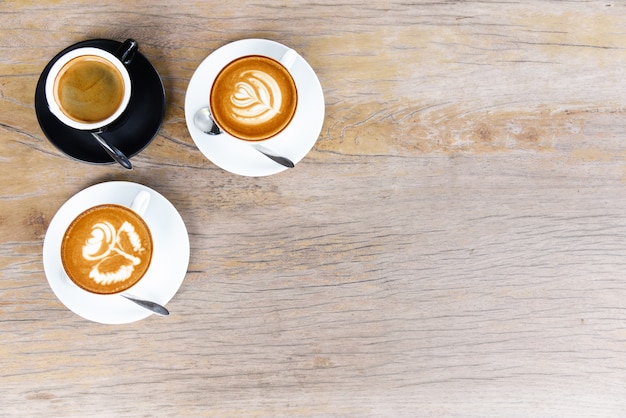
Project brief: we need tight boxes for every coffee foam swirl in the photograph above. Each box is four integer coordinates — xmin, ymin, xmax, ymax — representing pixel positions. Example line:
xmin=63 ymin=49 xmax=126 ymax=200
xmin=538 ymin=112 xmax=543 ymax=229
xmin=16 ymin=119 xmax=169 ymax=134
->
xmin=62 ymin=204 xmax=153 ymax=295
xmin=82 ymin=220 xmax=146 ymax=285
xmin=230 ymin=70 xmax=283 ymax=125
xmin=210 ymin=55 xmax=297 ymax=141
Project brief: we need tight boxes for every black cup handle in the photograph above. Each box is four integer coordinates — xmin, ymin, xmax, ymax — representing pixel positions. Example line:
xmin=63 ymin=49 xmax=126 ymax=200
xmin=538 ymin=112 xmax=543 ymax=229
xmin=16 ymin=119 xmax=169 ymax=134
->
xmin=115 ymin=38 xmax=138 ymax=65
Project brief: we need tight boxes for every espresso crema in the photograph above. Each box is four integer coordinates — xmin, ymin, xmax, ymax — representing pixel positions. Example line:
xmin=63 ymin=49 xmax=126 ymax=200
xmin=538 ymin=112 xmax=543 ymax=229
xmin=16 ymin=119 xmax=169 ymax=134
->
xmin=210 ymin=55 xmax=297 ymax=141
xmin=61 ymin=204 xmax=153 ymax=294
xmin=54 ymin=55 xmax=125 ymax=124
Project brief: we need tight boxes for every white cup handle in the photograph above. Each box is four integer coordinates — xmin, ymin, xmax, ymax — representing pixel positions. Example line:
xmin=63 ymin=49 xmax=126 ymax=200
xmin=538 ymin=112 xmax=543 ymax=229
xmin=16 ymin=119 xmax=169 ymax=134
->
xmin=279 ymin=49 xmax=298 ymax=70
xmin=130 ymin=190 xmax=150 ymax=217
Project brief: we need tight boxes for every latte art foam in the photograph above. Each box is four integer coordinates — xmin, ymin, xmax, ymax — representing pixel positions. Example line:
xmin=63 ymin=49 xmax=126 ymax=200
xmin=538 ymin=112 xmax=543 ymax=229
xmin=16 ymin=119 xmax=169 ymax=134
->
xmin=210 ymin=55 xmax=297 ymax=141
xmin=83 ymin=220 xmax=144 ymax=285
xmin=61 ymin=204 xmax=153 ymax=294
xmin=231 ymin=70 xmax=284 ymax=124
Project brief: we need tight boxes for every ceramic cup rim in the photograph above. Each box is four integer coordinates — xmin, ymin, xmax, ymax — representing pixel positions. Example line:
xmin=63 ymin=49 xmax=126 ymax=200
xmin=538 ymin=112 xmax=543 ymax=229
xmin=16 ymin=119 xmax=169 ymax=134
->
xmin=45 ymin=47 xmax=132 ymax=131
xmin=61 ymin=202 xmax=153 ymax=296
xmin=208 ymin=53 xmax=299 ymax=142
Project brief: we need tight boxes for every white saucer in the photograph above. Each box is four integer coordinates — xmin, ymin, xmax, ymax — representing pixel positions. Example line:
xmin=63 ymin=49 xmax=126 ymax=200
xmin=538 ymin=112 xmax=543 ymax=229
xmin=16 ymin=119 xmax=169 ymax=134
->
xmin=42 ymin=181 xmax=190 ymax=324
xmin=184 ymin=38 xmax=325 ymax=177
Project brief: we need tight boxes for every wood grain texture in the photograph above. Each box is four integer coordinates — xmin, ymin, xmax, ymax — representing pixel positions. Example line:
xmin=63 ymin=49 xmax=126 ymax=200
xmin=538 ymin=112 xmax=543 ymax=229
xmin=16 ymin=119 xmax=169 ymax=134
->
xmin=2 ymin=0 xmax=626 ymax=416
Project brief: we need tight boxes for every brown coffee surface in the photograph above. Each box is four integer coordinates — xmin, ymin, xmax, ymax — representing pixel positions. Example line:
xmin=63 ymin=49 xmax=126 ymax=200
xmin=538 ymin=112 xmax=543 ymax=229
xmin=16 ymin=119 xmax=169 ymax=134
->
xmin=54 ymin=55 xmax=125 ymax=123
xmin=61 ymin=204 xmax=152 ymax=294
xmin=210 ymin=55 xmax=297 ymax=141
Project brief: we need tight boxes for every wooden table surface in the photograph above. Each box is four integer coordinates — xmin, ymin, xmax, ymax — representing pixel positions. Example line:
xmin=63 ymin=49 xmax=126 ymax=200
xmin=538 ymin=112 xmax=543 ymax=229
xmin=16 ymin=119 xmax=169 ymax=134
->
xmin=2 ymin=1 xmax=626 ymax=416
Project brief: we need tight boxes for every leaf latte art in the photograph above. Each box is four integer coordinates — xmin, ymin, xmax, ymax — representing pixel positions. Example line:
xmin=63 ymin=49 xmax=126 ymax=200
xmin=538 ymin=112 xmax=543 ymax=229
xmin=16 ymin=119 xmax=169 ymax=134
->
xmin=210 ymin=55 xmax=297 ymax=141
xmin=231 ymin=70 xmax=283 ymax=124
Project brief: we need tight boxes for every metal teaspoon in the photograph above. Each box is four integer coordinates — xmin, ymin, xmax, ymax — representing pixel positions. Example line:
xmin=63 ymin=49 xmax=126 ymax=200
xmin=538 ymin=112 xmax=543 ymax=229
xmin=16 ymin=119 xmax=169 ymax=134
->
xmin=91 ymin=132 xmax=133 ymax=170
xmin=121 ymin=294 xmax=169 ymax=316
xmin=193 ymin=107 xmax=295 ymax=168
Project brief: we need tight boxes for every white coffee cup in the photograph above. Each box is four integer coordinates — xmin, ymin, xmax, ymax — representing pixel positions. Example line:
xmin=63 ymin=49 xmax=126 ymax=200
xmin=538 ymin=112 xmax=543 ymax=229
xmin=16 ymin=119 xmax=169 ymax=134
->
xmin=205 ymin=48 xmax=299 ymax=142
xmin=61 ymin=190 xmax=152 ymax=296
xmin=45 ymin=39 xmax=137 ymax=131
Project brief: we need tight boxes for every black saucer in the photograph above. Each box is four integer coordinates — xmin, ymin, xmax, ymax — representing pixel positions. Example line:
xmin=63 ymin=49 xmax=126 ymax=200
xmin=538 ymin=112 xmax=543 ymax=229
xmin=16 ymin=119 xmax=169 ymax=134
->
xmin=35 ymin=39 xmax=166 ymax=164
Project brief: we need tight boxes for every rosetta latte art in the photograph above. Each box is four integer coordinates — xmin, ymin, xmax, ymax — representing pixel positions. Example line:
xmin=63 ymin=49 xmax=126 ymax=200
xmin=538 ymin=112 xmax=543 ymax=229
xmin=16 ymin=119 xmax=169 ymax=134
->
xmin=82 ymin=221 xmax=145 ymax=285
xmin=210 ymin=55 xmax=297 ymax=141
xmin=230 ymin=70 xmax=283 ymax=124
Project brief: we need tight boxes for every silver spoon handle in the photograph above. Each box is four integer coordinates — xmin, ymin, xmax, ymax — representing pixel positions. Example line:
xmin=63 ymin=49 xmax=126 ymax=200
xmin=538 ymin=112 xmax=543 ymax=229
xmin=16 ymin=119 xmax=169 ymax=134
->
xmin=194 ymin=107 xmax=294 ymax=168
xmin=91 ymin=132 xmax=133 ymax=170
xmin=254 ymin=144 xmax=295 ymax=168
xmin=121 ymin=294 xmax=170 ymax=316
xmin=257 ymin=150 xmax=294 ymax=168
